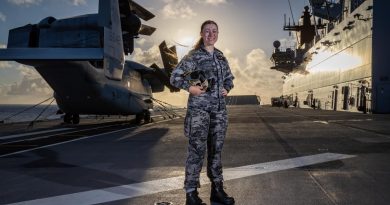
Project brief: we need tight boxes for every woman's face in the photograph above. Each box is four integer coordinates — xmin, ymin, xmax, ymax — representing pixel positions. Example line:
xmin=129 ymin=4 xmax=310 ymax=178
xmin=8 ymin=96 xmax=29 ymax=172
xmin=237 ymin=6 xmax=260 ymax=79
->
xmin=201 ymin=23 xmax=218 ymax=46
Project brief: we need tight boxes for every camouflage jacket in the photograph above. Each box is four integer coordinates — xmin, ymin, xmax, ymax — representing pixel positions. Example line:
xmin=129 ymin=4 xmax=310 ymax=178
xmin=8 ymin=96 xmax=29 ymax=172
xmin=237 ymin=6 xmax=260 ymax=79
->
xmin=170 ymin=45 xmax=235 ymax=111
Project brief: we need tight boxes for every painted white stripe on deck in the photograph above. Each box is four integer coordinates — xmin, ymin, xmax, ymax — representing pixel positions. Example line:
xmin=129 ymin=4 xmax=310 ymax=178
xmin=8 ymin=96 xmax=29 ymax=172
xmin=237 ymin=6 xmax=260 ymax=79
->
xmin=313 ymin=121 xmax=329 ymax=124
xmin=5 ymin=152 xmax=355 ymax=205
xmin=0 ymin=128 xmax=74 ymax=140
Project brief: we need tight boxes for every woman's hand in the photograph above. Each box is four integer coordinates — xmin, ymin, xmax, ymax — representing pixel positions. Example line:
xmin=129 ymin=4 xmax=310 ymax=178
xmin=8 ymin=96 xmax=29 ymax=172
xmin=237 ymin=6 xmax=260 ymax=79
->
xmin=222 ymin=88 xmax=228 ymax=96
xmin=189 ymin=85 xmax=206 ymax=96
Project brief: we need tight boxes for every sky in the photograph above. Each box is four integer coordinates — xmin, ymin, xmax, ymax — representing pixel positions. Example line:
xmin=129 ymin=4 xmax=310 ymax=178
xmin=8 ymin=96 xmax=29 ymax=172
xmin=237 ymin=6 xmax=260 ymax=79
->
xmin=0 ymin=0 xmax=309 ymax=105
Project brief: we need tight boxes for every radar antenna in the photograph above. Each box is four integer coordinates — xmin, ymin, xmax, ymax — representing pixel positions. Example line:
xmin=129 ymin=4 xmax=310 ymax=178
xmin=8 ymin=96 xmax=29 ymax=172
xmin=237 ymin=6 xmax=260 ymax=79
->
xmin=287 ymin=0 xmax=300 ymax=44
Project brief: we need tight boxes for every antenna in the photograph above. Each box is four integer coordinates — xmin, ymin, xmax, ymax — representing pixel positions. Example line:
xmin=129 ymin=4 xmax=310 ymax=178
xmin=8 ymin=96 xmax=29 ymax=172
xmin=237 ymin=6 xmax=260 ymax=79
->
xmin=309 ymin=4 xmax=319 ymax=36
xmin=287 ymin=0 xmax=296 ymax=26
xmin=287 ymin=0 xmax=300 ymax=44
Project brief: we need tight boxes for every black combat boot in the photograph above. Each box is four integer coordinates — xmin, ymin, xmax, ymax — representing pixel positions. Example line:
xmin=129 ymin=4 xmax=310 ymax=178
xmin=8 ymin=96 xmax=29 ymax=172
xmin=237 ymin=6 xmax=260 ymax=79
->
xmin=186 ymin=189 xmax=207 ymax=205
xmin=210 ymin=181 xmax=235 ymax=205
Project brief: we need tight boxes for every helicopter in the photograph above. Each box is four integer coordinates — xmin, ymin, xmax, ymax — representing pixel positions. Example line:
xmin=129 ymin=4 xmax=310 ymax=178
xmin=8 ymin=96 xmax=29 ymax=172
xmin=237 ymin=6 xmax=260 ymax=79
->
xmin=0 ymin=0 xmax=179 ymax=124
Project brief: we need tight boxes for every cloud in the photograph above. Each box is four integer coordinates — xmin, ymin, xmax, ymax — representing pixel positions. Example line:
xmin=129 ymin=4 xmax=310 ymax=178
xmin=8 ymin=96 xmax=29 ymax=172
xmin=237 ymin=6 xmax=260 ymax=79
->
xmin=196 ymin=0 xmax=227 ymax=5
xmin=0 ymin=85 xmax=53 ymax=105
xmin=162 ymin=0 xmax=197 ymax=19
xmin=7 ymin=76 xmax=52 ymax=96
xmin=7 ymin=0 xmax=43 ymax=6
xmin=226 ymin=48 xmax=284 ymax=104
xmin=136 ymin=38 xmax=147 ymax=46
xmin=7 ymin=0 xmax=87 ymax=7
xmin=15 ymin=64 xmax=41 ymax=79
xmin=0 ymin=75 xmax=52 ymax=104
xmin=0 ymin=43 xmax=13 ymax=73
xmin=130 ymin=45 xmax=163 ymax=67
xmin=0 ymin=61 xmax=12 ymax=70
xmin=0 ymin=84 xmax=10 ymax=96
xmin=0 ymin=56 xmax=40 ymax=79
xmin=11 ymin=64 xmax=51 ymax=96
xmin=161 ymin=0 xmax=226 ymax=19
xmin=0 ymin=44 xmax=13 ymax=70
xmin=0 ymin=12 xmax=6 ymax=22
xmin=70 ymin=0 xmax=86 ymax=6
xmin=0 ymin=61 xmax=53 ymax=104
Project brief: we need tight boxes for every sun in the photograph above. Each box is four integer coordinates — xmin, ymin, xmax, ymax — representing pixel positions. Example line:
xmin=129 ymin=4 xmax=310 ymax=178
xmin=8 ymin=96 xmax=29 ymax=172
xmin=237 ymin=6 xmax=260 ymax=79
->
xmin=174 ymin=36 xmax=196 ymax=59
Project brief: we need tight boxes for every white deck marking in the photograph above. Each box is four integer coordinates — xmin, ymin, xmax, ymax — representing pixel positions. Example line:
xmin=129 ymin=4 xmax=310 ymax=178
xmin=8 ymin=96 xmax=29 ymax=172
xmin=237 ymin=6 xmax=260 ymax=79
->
xmin=5 ymin=153 xmax=355 ymax=205
xmin=0 ymin=128 xmax=74 ymax=140
xmin=329 ymin=119 xmax=373 ymax=122
xmin=313 ymin=121 xmax=329 ymax=124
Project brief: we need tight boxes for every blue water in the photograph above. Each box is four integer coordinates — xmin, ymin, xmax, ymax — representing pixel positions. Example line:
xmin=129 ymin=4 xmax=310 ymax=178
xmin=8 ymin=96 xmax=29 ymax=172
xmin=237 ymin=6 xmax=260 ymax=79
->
xmin=0 ymin=104 xmax=60 ymax=123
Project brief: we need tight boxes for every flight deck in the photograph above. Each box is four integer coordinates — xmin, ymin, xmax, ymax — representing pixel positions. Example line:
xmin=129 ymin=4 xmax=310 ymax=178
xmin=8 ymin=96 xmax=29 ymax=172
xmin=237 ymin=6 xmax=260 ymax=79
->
xmin=1 ymin=97 xmax=390 ymax=205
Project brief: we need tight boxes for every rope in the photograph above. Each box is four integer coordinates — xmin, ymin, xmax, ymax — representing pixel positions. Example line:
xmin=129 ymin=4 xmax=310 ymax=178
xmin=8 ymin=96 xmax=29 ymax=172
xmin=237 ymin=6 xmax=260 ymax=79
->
xmin=151 ymin=98 xmax=176 ymax=119
xmin=151 ymin=97 xmax=183 ymax=119
xmin=129 ymin=93 xmax=183 ymax=120
xmin=0 ymin=96 xmax=54 ymax=123
xmin=28 ymin=98 xmax=55 ymax=128
xmin=153 ymin=106 xmax=171 ymax=119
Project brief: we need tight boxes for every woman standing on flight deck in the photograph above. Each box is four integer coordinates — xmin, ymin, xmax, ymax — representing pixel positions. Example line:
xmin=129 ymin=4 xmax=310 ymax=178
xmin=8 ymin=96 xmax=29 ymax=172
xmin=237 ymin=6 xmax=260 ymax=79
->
xmin=170 ymin=20 xmax=235 ymax=205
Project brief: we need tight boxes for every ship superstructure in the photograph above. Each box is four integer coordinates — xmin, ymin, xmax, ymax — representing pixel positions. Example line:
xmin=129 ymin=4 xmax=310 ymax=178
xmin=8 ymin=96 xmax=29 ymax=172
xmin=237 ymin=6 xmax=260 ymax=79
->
xmin=271 ymin=0 xmax=389 ymax=113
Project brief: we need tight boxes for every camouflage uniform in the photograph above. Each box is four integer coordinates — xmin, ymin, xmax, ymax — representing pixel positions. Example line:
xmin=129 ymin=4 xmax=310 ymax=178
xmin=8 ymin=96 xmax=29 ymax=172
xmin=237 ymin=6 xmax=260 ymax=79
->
xmin=170 ymin=45 xmax=234 ymax=189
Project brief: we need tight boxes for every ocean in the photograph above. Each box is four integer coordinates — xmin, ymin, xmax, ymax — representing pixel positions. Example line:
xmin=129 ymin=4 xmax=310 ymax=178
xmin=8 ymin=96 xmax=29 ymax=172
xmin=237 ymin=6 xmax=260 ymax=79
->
xmin=0 ymin=104 xmax=184 ymax=124
xmin=0 ymin=104 xmax=60 ymax=124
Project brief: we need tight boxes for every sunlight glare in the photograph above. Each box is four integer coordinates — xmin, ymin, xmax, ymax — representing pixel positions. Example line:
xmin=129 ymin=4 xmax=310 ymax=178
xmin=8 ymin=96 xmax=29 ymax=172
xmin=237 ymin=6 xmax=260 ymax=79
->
xmin=307 ymin=50 xmax=362 ymax=73
xmin=175 ymin=36 xmax=196 ymax=60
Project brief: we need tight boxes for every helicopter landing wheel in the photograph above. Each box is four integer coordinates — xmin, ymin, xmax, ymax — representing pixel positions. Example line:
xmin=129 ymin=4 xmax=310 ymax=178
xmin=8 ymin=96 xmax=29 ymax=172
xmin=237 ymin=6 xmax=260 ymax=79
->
xmin=144 ymin=110 xmax=152 ymax=123
xmin=64 ymin=113 xmax=72 ymax=124
xmin=72 ymin=114 xmax=80 ymax=124
xmin=135 ymin=112 xmax=144 ymax=124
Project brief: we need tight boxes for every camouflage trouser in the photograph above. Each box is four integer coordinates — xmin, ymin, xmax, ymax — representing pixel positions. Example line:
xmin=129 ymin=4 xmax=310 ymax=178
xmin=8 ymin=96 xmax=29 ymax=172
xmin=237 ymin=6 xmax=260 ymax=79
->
xmin=184 ymin=108 xmax=228 ymax=189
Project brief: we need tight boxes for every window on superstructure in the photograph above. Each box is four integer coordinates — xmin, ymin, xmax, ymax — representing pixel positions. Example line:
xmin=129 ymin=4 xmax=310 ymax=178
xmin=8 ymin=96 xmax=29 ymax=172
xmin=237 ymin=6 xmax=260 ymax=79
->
xmin=351 ymin=0 xmax=365 ymax=13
